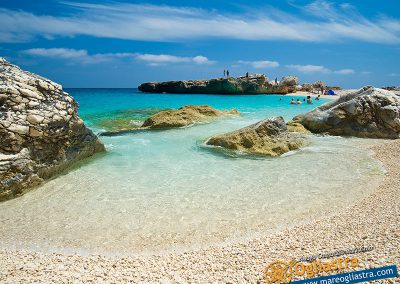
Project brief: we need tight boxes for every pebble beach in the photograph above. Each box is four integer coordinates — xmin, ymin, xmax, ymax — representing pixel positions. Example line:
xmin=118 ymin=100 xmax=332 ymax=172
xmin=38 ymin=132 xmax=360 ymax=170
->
xmin=1 ymin=139 xmax=399 ymax=283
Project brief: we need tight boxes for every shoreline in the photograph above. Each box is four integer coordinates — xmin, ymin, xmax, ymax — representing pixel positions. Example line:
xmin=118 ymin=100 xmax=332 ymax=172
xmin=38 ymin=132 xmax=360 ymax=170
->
xmin=290 ymin=90 xmax=346 ymax=100
xmin=1 ymin=140 xmax=399 ymax=282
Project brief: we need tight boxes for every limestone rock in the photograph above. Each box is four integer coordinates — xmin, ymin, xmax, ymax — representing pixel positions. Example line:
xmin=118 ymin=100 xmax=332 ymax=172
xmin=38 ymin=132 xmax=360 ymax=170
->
xmin=277 ymin=76 xmax=299 ymax=93
xmin=286 ymin=121 xmax=310 ymax=133
xmin=142 ymin=105 xmax=239 ymax=129
xmin=382 ymin=86 xmax=400 ymax=96
xmin=0 ymin=58 xmax=105 ymax=201
xmin=138 ymin=75 xmax=294 ymax=94
xmin=27 ymin=114 xmax=44 ymax=124
xmin=300 ymin=83 xmax=313 ymax=92
xmin=206 ymin=116 xmax=306 ymax=157
xmin=312 ymin=81 xmax=326 ymax=90
xmin=292 ymin=86 xmax=400 ymax=139
xmin=100 ymin=105 xmax=239 ymax=136
xmin=279 ymin=76 xmax=299 ymax=87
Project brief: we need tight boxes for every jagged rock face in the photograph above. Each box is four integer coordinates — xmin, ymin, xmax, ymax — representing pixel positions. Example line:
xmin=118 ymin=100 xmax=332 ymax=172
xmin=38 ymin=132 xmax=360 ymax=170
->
xmin=383 ymin=86 xmax=400 ymax=91
xmin=100 ymin=105 xmax=239 ymax=136
xmin=206 ymin=116 xmax=306 ymax=157
xmin=293 ymin=86 xmax=400 ymax=139
xmin=312 ymin=81 xmax=326 ymax=89
xmin=278 ymin=76 xmax=299 ymax=93
xmin=300 ymin=83 xmax=313 ymax=92
xmin=0 ymin=58 xmax=105 ymax=201
xmin=300 ymin=81 xmax=327 ymax=92
xmin=286 ymin=121 xmax=310 ymax=133
xmin=383 ymin=86 xmax=400 ymax=96
xmin=138 ymin=75 xmax=293 ymax=94
xmin=279 ymin=76 xmax=299 ymax=87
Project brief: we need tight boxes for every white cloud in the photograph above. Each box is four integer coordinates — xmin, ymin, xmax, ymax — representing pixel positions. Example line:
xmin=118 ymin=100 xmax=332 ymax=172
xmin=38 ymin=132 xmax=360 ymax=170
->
xmin=286 ymin=64 xmax=355 ymax=75
xmin=135 ymin=54 xmax=189 ymax=64
xmin=193 ymin=55 xmax=211 ymax=64
xmin=286 ymin=64 xmax=330 ymax=73
xmin=0 ymin=1 xmax=399 ymax=43
xmin=135 ymin=54 xmax=212 ymax=65
xmin=22 ymin=48 xmax=213 ymax=65
xmin=22 ymin=48 xmax=136 ymax=63
xmin=388 ymin=73 xmax=399 ymax=77
xmin=334 ymin=69 xmax=355 ymax=75
xmin=23 ymin=48 xmax=88 ymax=59
xmin=238 ymin=60 xmax=279 ymax=68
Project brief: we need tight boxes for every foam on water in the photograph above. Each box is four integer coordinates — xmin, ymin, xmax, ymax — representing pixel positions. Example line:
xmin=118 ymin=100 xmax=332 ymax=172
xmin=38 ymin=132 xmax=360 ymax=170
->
xmin=0 ymin=89 xmax=384 ymax=255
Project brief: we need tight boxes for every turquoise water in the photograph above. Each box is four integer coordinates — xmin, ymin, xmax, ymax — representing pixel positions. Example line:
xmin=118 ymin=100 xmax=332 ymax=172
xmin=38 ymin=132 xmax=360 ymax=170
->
xmin=0 ymin=89 xmax=384 ymax=255
xmin=72 ymin=89 xmax=328 ymax=133
xmin=74 ymin=89 xmax=319 ymax=120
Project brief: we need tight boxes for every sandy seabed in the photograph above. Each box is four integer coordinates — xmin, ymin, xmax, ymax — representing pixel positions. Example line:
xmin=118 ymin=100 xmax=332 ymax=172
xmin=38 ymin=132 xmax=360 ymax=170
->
xmin=0 ymin=140 xmax=399 ymax=283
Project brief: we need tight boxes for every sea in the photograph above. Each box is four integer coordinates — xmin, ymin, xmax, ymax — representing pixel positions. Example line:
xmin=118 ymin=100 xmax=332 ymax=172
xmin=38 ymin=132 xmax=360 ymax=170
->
xmin=0 ymin=89 xmax=384 ymax=255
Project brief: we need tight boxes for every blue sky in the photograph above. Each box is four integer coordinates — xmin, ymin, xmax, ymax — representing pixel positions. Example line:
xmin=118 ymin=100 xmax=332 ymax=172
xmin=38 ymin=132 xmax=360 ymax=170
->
xmin=0 ymin=0 xmax=399 ymax=88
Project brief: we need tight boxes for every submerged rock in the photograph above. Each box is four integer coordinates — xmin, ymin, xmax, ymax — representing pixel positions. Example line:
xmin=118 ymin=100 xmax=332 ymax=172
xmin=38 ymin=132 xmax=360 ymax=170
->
xmin=0 ymin=58 xmax=105 ymax=201
xmin=100 ymin=105 xmax=239 ymax=136
xmin=292 ymin=86 xmax=400 ymax=139
xmin=85 ymin=108 xmax=163 ymax=134
xmin=138 ymin=75 xmax=298 ymax=94
xmin=206 ymin=116 xmax=306 ymax=157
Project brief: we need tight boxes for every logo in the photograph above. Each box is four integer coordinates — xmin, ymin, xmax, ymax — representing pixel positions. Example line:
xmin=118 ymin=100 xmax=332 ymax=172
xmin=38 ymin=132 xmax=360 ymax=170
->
xmin=264 ymin=259 xmax=297 ymax=284
xmin=264 ymin=257 xmax=360 ymax=284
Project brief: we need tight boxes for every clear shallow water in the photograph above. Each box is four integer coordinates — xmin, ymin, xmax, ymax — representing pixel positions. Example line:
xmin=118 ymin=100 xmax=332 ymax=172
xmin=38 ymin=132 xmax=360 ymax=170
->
xmin=0 ymin=89 xmax=384 ymax=255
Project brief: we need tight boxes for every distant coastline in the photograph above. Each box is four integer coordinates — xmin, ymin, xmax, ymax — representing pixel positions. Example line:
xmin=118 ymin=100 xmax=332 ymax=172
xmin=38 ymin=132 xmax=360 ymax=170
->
xmin=138 ymin=75 xmax=300 ymax=94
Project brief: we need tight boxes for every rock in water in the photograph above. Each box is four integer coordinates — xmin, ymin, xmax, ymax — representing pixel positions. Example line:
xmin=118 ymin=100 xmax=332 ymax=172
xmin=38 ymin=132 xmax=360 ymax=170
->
xmin=292 ymin=86 xmax=400 ymax=139
xmin=0 ymin=58 xmax=105 ymax=201
xmin=100 ymin=105 xmax=239 ymax=136
xmin=142 ymin=105 xmax=239 ymax=129
xmin=206 ymin=116 xmax=306 ymax=157
xmin=138 ymin=75 xmax=298 ymax=94
xmin=286 ymin=121 xmax=310 ymax=133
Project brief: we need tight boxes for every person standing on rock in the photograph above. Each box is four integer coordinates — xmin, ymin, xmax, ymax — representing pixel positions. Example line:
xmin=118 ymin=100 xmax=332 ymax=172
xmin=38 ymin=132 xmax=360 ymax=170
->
xmin=223 ymin=70 xmax=226 ymax=77
xmin=227 ymin=70 xmax=230 ymax=77
xmin=246 ymin=72 xmax=249 ymax=78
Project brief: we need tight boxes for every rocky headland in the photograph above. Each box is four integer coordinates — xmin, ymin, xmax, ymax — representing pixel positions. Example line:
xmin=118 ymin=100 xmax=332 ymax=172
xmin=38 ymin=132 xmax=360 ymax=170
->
xmin=138 ymin=75 xmax=299 ymax=94
xmin=100 ymin=105 xmax=239 ymax=136
xmin=292 ymin=86 xmax=400 ymax=139
xmin=0 ymin=58 xmax=104 ymax=201
xmin=205 ymin=116 xmax=306 ymax=156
